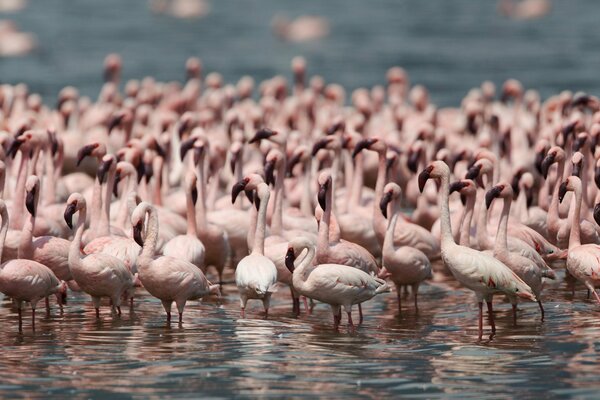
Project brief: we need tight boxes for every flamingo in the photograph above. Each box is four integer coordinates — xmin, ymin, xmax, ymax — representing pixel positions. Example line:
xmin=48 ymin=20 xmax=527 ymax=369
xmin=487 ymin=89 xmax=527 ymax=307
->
xmin=64 ymin=193 xmax=135 ymax=318
xmin=233 ymin=179 xmax=278 ymax=318
xmin=131 ymin=202 xmax=219 ymax=323
xmin=380 ymin=182 xmax=432 ymax=312
xmin=559 ymin=176 xmax=600 ymax=302
xmin=285 ymin=237 xmax=390 ymax=330
xmin=0 ymin=199 xmax=66 ymax=331
xmin=419 ymin=161 xmax=536 ymax=338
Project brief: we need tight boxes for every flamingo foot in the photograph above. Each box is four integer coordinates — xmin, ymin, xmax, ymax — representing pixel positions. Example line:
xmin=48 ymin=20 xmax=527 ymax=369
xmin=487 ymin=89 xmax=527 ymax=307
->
xmin=478 ymin=302 xmax=483 ymax=340
xmin=240 ymin=308 xmax=245 ymax=319
xmin=538 ymin=300 xmax=545 ymax=321
xmin=166 ymin=311 xmax=171 ymax=323
xmin=95 ymin=307 xmax=100 ymax=319
xmin=178 ymin=312 xmax=183 ymax=324
xmin=512 ymin=304 xmax=517 ymax=326
xmin=358 ymin=303 xmax=364 ymax=325
xmin=45 ymin=297 xmax=50 ymax=315
xmin=486 ymin=301 xmax=496 ymax=333
xmin=347 ymin=311 xmax=355 ymax=332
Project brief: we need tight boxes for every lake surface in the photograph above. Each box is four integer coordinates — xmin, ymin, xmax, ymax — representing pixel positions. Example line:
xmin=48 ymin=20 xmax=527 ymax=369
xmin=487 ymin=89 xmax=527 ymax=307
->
xmin=0 ymin=0 xmax=599 ymax=107
xmin=1 ymin=266 xmax=600 ymax=398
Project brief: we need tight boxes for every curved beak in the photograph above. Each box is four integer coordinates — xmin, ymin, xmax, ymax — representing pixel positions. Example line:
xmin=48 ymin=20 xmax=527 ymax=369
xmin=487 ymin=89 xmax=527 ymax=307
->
xmin=558 ymin=181 xmax=568 ymax=203
xmin=352 ymin=138 xmax=376 ymax=159
xmin=76 ymin=144 xmax=96 ymax=166
xmin=6 ymin=138 xmax=23 ymax=158
xmin=25 ymin=186 xmax=37 ymax=217
xmin=561 ymin=121 xmax=577 ymax=145
xmin=312 ymin=137 xmax=331 ymax=156
xmin=97 ymin=158 xmax=113 ymax=184
xmin=249 ymin=128 xmax=277 ymax=144
xmin=229 ymin=149 xmax=240 ymax=175
xmin=418 ymin=166 xmax=433 ymax=193
xmin=406 ymin=148 xmax=421 ymax=173
xmin=465 ymin=164 xmax=482 ymax=180
xmin=379 ymin=191 xmax=393 ymax=219
xmin=485 ymin=185 xmax=503 ymax=209
xmin=264 ymin=159 xmax=276 ymax=186
xmin=48 ymin=130 xmax=59 ymax=156
xmin=572 ymin=161 xmax=582 ymax=179
xmin=534 ymin=148 xmax=547 ymax=175
xmin=108 ymin=113 xmax=125 ymax=133
xmin=179 ymin=137 xmax=197 ymax=161
xmin=574 ymin=136 xmax=587 ymax=152
xmin=64 ymin=203 xmax=77 ymax=230
xmin=133 ymin=222 xmax=144 ymax=247
xmin=449 ymin=181 xmax=468 ymax=195
xmin=286 ymin=152 xmax=302 ymax=177
xmin=326 ymin=121 xmax=344 ymax=136
xmin=511 ymin=171 xmax=523 ymax=200
xmin=317 ymin=181 xmax=329 ymax=210
xmin=191 ymin=185 xmax=198 ymax=206
xmin=285 ymin=247 xmax=296 ymax=272
xmin=231 ymin=179 xmax=248 ymax=204
xmin=540 ymin=153 xmax=556 ymax=179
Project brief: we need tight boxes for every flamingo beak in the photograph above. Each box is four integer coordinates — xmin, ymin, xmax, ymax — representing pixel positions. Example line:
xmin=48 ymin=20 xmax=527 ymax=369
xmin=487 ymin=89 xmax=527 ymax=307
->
xmin=179 ymin=137 xmax=197 ymax=161
xmin=449 ymin=181 xmax=468 ymax=195
xmin=64 ymin=203 xmax=77 ymax=230
xmin=285 ymin=248 xmax=296 ymax=272
xmin=264 ymin=159 xmax=276 ymax=186
xmin=485 ymin=185 xmax=503 ymax=209
xmin=229 ymin=150 xmax=240 ymax=175
xmin=534 ymin=148 xmax=547 ymax=175
xmin=97 ymin=158 xmax=113 ymax=184
xmin=517 ymin=290 xmax=536 ymax=301
xmin=25 ymin=186 xmax=37 ymax=217
xmin=352 ymin=138 xmax=376 ymax=159
xmin=108 ymin=113 xmax=125 ymax=133
xmin=540 ymin=152 xmax=556 ymax=179
xmin=191 ymin=185 xmax=198 ymax=206
xmin=6 ymin=138 xmax=23 ymax=158
xmin=418 ymin=166 xmax=433 ymax=193
xmin=311 ymin=137 xmax=330 ymax=156
xmin=407 ymin=148 xmax=420 ymax=173
xmin=325 ymin=121 xmax=344 ymax=136
xmin=317 ymin=181 xmax=329 ymax=210
xmin=465 ymin=164 xmax=481 ymax=180
xmin=379 ymin=191 xmax=392 ymax=219
xmin=133 ymin=222 xmax=144 ymax=247
xmin=249 ymin=128 xmax=277 ymax=144
xmin=558 ymin=181 xmax=568 ymax=203
xmin=231 ymin=179 xmax=248 ymax=203
xmin=76 ymin=144 xmax=97 ymax=166
xmin=574 ymin=136 xmax=587 ymax=152
xmin=572 ymin=161 xmax=582 ymax=179
xmin=286 ymin=152 xmax=302 ymax=178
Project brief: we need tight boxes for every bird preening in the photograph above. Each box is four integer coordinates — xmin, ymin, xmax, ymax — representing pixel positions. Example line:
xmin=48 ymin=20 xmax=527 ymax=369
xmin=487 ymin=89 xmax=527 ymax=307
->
xmin=1 ymin=54 xmax=600 ymax=340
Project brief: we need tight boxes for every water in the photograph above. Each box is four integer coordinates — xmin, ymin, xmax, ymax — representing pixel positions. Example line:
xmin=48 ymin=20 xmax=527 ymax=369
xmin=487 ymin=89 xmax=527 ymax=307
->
xmin=0 ymin=0 xmax=599 ymax=107
xmin=1 ymin=266 xmax=599 ymax=398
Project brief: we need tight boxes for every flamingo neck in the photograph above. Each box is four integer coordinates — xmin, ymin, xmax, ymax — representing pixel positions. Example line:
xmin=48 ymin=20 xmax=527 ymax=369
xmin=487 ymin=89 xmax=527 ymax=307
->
xmin=90 ymin=175 xmax=102 ymax=231
xmin=271 ymin=163 xmax=285 ymax=235
xmin=292 ymin=242 xmax=316 ymax=291
xmin=439 ymin=172 xmax=455 ymax=248
xmin=247 ymin=200 xmax=258 ymax=252
xmin=195 ymin=155 xmax=208 ymax=229
xmin=99 ymin=166 xmax=116 ymax=237
xmin=186 ymin=186 xmax=198 ymax=237
xmin=300 ymin=159 xmax=313 ymax=217
xmin=568 ymin=184 xmax=583 ymax=249
xmin=252 ymin=186 xmax=270 ymax=256
xmin=476 ymin=189 xmax=492 ymax=250
xmin=152 ymin=158 xmax=164 ymax=207
xmin=383 ymin=199 xmax=400 ymax=255
xmin=0 ymin=205 xmax=8 ymax=262
xmin=43 ymin=148 xmax=56 ymax=206
xmin=69 ymin=205 xmax=87 ymax=268
xmin=141 ymin=205 xmax=159 ymax=258
xmin=10 ymin=153 xmax=28 ymax=229
xmin=372 ymin=152 xmax=388 ymax=230
xmin=548 ymin=159 xmax=565 ymax=231
xmin=459 ymin=194 xmax=475 ymax=246
xmin=18 ymin=201 xmax=36 ymax=259
xmin=494 ymin=196 xmax=511 ymax=257
xmin=117 ymin=175 xmax=137 ymax=230
xmin=349 ymin=153 xmax=364 ymax=210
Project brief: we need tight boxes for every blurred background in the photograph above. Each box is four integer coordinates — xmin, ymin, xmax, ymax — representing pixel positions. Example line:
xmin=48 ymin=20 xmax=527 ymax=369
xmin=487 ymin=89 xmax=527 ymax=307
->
xmin=0 ymin=0 xmax=598 ymax=106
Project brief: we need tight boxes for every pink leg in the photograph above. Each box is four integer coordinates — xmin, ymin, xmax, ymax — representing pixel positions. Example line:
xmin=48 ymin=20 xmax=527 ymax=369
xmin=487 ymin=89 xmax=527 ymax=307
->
xmin=486 ymin=301 xmax=496 ymax=333
xmin=592 ymin=288 xmax=600 ymax=304
xmin=397 ymin=287 xmax=402 ymax=314
xmin=240 ymin=308 xmax=245 ymax=319
xmin=45 ymin=297 xmax=50 ymax=315
xmin=512 ymin=304 xmax=517 ymax=326
xmin=303 ymin=297 xmax=311 ymax=314
xmin=95 ymin=308 xmax=100 ymax=319
xmin=347 ymin=311 xmax=355 ymax=331
xmin=178 ymin=312 xmax=183 ymax=324
xmin=117 ymin=306 xmax=122 ymax=316
xmin=358 ymin=303 xmax=364 ymax=325
xmin=478 ymin=302 xmax=483 ymax=340
xmin=538 ymin=300 xmax=545 ymax=321
xmin=166 ymin=311 xmax=171 ymax=323
xmin=32 ymin=308 xmax=36 ymax=331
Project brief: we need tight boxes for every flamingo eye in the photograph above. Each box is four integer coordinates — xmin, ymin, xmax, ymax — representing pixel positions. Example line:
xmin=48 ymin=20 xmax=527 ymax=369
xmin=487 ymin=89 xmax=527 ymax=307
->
xmin=515 ymin=288 xmax=519 ymax=292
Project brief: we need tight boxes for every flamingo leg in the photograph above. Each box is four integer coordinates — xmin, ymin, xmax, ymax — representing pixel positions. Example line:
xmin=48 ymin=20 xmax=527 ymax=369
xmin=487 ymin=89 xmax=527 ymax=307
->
xmin=512 ymin=304 xmax=517 ymax=326
xmin=117 ymin=306 xmax=122 ymax=316
xmin=347 ymin=311 xmax=355 ymax=331
xmin=178 ymin=312 xmax=183 ymax=324
xmin=486 ymin=301 xmax=496 ymax=333
xmin=166 ymin=311 xmax=172 ymax=323
xmin=262 ymin=294 xmax=271 ymax=319
xmin=592 ymin=289 xmax=600 ymax=304
xmin=478 ymin=302 xmax=483 ymax=340
xmin=304 ymin=297 xmax=311 ymax=314
xmin=413 ymin=284 xmax=419 ymax=311
xmin=587 ymin=289 xmax=591 ymax=299
xmin=538 ymin=300 xmax=545 ymax=321
xmin=31 ymin=307 xmax=36 ymax=331
xmin=358 ymin=303 xmax=363 ymax=325
xmin=95 ymin=308 xmax=100 ymax=319
xmin=45 ymin=297 xmax=50 ymax=315
xmin=396 ymin=283 xmax=402 ymax=314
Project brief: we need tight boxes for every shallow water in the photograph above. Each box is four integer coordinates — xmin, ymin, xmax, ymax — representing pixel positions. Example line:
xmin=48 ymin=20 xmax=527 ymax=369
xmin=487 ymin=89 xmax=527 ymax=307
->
xmin=1 ymin=0 xmax=600 ymax=106
xmin=1 ymin=266 xmax=600 ymax=398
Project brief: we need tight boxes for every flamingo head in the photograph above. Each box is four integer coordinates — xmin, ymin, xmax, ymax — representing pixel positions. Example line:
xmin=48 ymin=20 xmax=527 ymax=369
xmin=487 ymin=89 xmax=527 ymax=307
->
xmin=25 ymin=175 xmax=40 ymax=217
xmin=485 ymin=182 xmax=512 ymax=209
xmin=56 ymin=281 xmax=68 ymax=305
xmin=573 ymin=132 xmax=589 ymax=153
xmin=286 ymin=145 xmax=308 ymax=177
xmin=231 ymin=174 xmax=264 ymax=203
xmin=76 ymin=142 xmax=105 ymax=166
xmin=97 ymin=154 xmax=116 ymax=184
xmin=559 ymin=176 xmax=582 ymax=203
xmin=418 ymin=160 xmax=450 ymax=193
xmin=264 ymin=149 xmax=283 ymax=186
xmin=540 ymin=146 xmax=565 ymax=179
xmin=131 ymin=203 xmax=152 ymax=247
xmin=317 ymin=171 xmax=332 ymax=211
xmin=352 ymin=137 xmax=385 ymax=158
xmin=285 ymin=247 xmax=296 ymax=273
xmin=534 ymin=140 xmax=550 ymax=175
xmin=311 ymin=135 xmax=337 ymax=156
xmin=64 ymin=193 xmax=86 ymax=230
xmin=406 ymin=140 xmax=425 ymax=173
xmin=229 ymin=141 xmax=244 ymax=174
xmin=380 ymin=182 xmax=401 ymax=219
xmin=385 ymin=150 xmax=399 ymax=173
xmin=449 ymin=179 xmax=476 ymax=206
xmin=325 ymin=120 xmax=344 ymax=136
xmin=249 ymin=127 xmax=278 ymax=144
xmin=571 ymin=152 xmax=584 ymax=179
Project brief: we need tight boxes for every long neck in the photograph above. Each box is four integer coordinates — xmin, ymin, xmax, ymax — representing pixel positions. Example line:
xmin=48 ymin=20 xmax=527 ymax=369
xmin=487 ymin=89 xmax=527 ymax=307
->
xmin=18 ymin=205 xmax=35 ymax=259
xmin=383 ymin=200 xmax=400 ymax=255
xmin=152 ymin=158 xmax=164 ymax=207
xmin=10 ymin=154 xmax=28 ymax=229
xmin=141 ymin=206 xmax=159 ymax=258
xmin=90 ymin=175 xmax=103 ymax=230
xmin=569 ymin=185 xmax=583 ymax=249
xmin=300 ymin=160 xmax=313 ymax=216
xmin=372 ymin=152 xmax=387 ymax=227
xmin=331 ymin=149 xmax=340 ymax=215
xmin=476 ymin=189 xmax=493 ymax=249
xmin=252 ymin=188 xmax=270 ymax=256
xmin=195 ymin=155 xmax=208 ymax=229
xmin=494 ymin=197 xmax=511 ymax=256
xmin=317 ymin=189 xmax=332 ymax=255
xmin=292 ymin=243 xmax=316 ymax=292
xmin=548 ymin=160 xmax=565 ymax=226
xmin=43 ymin=149 xmax=56 ymax=206
xmin=247 ymin=201 xmax=258 ymax=252
xmin=0 ymin=207 xmax=8 ymax=262
xmin=99 ymin=167 xmax=116 ymax=237
xmin=68 ymin=205 xmax=86 ymax=269
xmin=341 ymin=150 xmax=353 ymax=213
xmin=459 ymin=194 xmax=475 ymax=246
xmin=186 ymin=186 xmax=197 ymax=236
xmin=116 ymin=175 xmax=137 ymax=229
xmin=349 ymin=153 xmax=364 ymax=210
xmin=271 ymin=164 xmax=285 ymax=235
xmin=438 ymin=173 xmax=455 ymax=248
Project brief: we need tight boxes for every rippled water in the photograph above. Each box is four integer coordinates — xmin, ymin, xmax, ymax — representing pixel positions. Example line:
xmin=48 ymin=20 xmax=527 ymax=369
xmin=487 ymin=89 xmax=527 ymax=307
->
xmin=1 ymin=266 xmax=600 ymax=398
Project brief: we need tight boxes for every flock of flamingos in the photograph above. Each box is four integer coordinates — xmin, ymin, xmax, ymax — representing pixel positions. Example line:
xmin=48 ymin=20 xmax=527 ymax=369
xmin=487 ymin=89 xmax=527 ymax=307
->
xmin=1 ymin=54 xmax=599 ymax=339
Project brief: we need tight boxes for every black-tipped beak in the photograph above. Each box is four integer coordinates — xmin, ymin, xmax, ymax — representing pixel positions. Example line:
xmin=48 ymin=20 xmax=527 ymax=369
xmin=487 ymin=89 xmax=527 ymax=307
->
xmin=6 ymin=138 xmax=23 ymax=158
xmin=561 ymin=121 xmax=577 ymax=144
xmin=253 ymin=192 xmax=261 ymax=211
xmin=133 ymin=222 xmax=144 ymax=247
xmin=465 ymin=164 xmax=482 ymax=180
xmin=572 ymin=161 xmax=582 ymax=179
xmin=326 ymin=121 xmax=344 ymax=136
xmin=113 ymin=171 xmax=121 ymax=197
xmin=511 ymin=171 xmax=524 ymax=200
xmin=179 ymin=137 xmax=196 ymax=161
xmin=317 ymin=181 xmax=329 ymax=210
xmin=64 ymin=203 xmax=76 ymax=229
xmin=574 ymin=136 xmax=587 ymax=152
xmin=526 ymin=187 xmax=533 ymax=208
xmin=595 ymin=166 xmax=600 ymax=189
xmin=144 ymin=162 xmax=153 ymax=183
xmin=178 ymin=119 xmax=190 ymax=137
xmin=191 ymin=185 xmax=198 ymax=206
xmin=449 ymin=181 xmax=468 ymax=195
xmin=407 ymin=149 xmax=421 ymax=173
xmin=231 ymin=180 xmax=248 ymax=203
xmin=540 ymin=153 xmax=556 ymax=179
xmin=249 ymin=128 xmax=277 ymax=144
xmin=485 ymin=185 xmax=503 ymax=209
xmin=264 ymin=159 xmax=276 ymax=186
xmin=48 ymin=131 xmax=58 ymax=156
xmin=534 ymin=148 xmax=547 ymax=175
xmin=379 ymin=191 xmax=392 ymax=219
xmin=97 ymin=158 xmax=113 ymax=184
xmin=386 ymin=156 xmax=396 ymax=173
xmin=76 ymin=144 xmax=97 ymax=166
xmin=25 ymin=187 xmax=37 ymax=217
xmin=229 ymin=150 xmax=240 ymax=174
xmin=418 ymin=166 xmax=433 ymax=193
xmin=108 ymin=114 xmax=125 ymax=133
xmin=311 ymin=138 xmax=330 ymax=156
xmin=572 ymin=94 xmax=590 ymax=108
xmin=352 ymin=138 xmax=376 ymax=159
xmin=285 ymin=247 xmax=296 ymax=272
xmin=153 ymin=141 xmax=167 ymax=158
xmin=135 ymin=160 xmax=145 ymax=184
xmin=558 ymin=181 xmax=568 ymax=203
xmin=286 ymin=152 xmax=302 ymax=177
xmin=594 ymin=203 xmax=600 ymax=227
